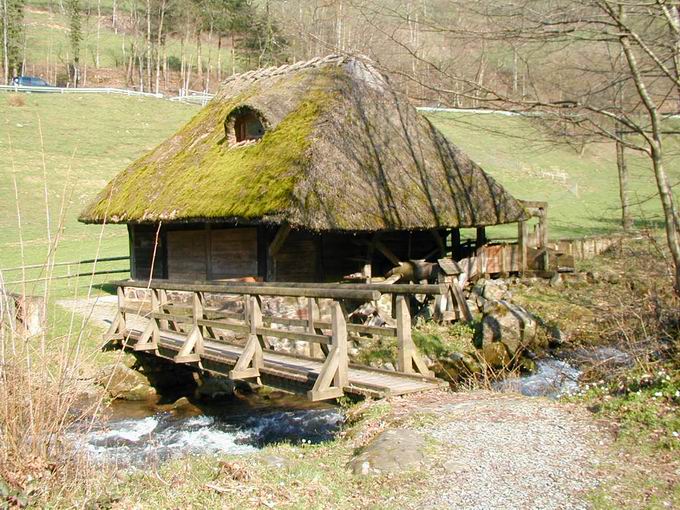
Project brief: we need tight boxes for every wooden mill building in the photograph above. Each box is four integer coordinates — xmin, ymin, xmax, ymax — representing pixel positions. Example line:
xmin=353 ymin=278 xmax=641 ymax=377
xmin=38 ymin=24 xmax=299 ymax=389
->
xmin=79 ymin=55 xmax=530 ymax=283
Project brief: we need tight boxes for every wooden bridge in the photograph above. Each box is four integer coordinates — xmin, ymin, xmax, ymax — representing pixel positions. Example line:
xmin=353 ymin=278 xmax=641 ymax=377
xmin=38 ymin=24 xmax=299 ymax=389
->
xmin=105 ymin=280 xmax=449 ymax=400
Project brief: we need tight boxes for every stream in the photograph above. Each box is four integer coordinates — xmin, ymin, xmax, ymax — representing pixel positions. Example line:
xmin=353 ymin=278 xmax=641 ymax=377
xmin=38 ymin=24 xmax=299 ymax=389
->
xmin=493 ymin=345 xmax=633 ymax=399
xmin=75 ymin=392 xmax=344 ymax=467
xmin=77 ymin=345 xmax=633 ymax=466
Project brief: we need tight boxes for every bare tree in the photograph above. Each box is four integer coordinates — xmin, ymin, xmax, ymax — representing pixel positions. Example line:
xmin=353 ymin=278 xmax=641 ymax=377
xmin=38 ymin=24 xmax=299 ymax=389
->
xmin=325 ymin=0 xmax=680 ymax=293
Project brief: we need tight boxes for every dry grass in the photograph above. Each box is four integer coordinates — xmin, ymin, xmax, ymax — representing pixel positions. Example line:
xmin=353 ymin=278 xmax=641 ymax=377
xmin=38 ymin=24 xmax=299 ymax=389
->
xmin=0 ymin=108 xmax=114 ymax=507
xmin=6 ymin=94 xmax=26 ymax=108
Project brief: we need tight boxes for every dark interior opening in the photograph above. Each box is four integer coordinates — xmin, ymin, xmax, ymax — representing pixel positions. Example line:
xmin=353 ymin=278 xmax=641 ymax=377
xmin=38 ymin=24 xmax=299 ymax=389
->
xmin=234 ymin=110 xmax=265 ymax=142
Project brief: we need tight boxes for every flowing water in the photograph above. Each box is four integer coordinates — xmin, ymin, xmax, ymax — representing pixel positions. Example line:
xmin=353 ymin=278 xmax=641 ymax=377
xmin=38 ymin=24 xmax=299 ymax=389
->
xmin=493 ymin=345 xmax=633 ymax=399
xmin=75 ymin=392 xmax=344 ymax=467
xmin=77 ymin=344 xmax=633 ymax=467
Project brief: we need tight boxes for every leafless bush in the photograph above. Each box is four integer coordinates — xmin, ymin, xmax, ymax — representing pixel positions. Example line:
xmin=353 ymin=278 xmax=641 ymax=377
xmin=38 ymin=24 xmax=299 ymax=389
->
xmin=0 ymin=290 xmax=106 ymax=503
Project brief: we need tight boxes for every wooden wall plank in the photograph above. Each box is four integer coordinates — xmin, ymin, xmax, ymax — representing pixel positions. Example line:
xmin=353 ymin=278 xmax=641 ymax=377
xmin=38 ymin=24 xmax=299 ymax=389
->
xmin=167 ymin=230 xmax=208 ymax=280
xmin=210 ymin=228 xmax=258 ymax=279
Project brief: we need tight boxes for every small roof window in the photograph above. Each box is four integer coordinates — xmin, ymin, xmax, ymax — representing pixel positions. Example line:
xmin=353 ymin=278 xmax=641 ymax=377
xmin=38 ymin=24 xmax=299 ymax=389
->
xmin=225 ymin=106 xmax=267 ymax=148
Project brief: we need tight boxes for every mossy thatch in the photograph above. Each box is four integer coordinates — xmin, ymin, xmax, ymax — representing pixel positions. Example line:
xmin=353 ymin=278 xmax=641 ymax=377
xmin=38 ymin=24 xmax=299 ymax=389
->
xmin=79 ymin=55 xmax=529 ymax=230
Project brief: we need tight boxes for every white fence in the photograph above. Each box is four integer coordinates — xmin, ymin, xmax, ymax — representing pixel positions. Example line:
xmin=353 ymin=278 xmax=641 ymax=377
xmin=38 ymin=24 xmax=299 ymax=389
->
xmin=0 ymin=84 xmax=211 ymax=104
xmin=0 ymin=84 xmax=164 ymax=98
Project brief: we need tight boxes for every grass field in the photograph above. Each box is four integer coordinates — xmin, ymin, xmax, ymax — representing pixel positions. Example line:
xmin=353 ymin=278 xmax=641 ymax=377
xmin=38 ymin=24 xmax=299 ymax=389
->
xmin=428 ymin=111 xmax=679 ymax=239
xmin=1 ymin=93 xmax=678 ymax=293
xmin=0 ymin=93 xmax=198 ymax=293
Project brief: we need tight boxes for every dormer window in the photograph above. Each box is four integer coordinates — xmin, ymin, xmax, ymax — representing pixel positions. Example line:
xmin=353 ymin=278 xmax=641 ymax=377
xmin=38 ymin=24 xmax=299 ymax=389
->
xmin=225 ymin=106 xmax=267 ymax=148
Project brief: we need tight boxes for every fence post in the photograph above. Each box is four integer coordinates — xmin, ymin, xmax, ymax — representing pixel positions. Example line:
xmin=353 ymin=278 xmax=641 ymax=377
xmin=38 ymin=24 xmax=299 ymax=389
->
xmin=518 ymin=220 xmax=528 ymax=273
xmin=229 ymin=295 xmax=264 ymax=380
xmin=192 ymin=291 xmax=204 ymax=356
xmin=307 ymin=300 xmax=348 ymax=401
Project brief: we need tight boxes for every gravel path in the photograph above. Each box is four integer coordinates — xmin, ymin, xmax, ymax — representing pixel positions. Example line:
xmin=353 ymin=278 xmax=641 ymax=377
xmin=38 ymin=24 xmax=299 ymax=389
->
xmin=402 ymin=391 xmax=606 ymax=510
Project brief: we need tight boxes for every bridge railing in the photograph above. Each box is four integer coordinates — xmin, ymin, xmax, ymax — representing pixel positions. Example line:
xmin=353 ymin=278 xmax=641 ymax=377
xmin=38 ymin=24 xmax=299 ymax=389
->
xmin=106 ymin=279 xmax=442 ymax=400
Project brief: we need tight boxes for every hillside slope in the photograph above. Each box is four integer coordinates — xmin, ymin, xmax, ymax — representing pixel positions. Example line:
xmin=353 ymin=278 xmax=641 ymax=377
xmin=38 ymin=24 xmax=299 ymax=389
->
xmin=0 ymin=94 xmax=198 ymax=274
xmin=427 ymin=111 xmax=679 ymax=239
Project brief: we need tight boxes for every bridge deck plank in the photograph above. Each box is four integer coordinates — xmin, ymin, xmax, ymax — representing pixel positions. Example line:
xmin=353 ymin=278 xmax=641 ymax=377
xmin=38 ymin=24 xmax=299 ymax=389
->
xmin=124 ymin=328 xmax=444 ymax=398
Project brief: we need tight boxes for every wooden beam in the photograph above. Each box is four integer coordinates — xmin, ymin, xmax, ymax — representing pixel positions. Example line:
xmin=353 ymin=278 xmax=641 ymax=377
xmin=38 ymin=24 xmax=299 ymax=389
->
xmin=230 ymin=296 xmax=264 ymax=380
xmin=268 ymin=224 xmax=291 ymax=257
xmin=518 ymin=221 xmax=528 ymax=273
xmin=451 ymin=229 xmax=461 ymax=258
xmin=476 ymin=227 xmax=487 ymax=247
xmin=116 ymin=280 xmax=383 ymax=300
xmin=430 ymin=229 xmax=446 ymax=257
xmin=307 ymin=302 xmax=348 ymax=401
xmin=395 ymin=295 xmax=434 ymax=377
xmin=373 ymin=239 xmax=401 ymax=267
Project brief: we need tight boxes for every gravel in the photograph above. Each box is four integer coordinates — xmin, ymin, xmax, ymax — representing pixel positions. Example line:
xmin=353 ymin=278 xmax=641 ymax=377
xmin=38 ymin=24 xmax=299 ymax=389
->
xmin=410 ymin=392 xmax=605 ymax=510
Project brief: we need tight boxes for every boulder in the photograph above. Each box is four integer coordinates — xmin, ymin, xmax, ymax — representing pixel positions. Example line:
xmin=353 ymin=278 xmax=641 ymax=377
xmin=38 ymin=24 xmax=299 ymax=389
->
xmin=97 ymin=364 xmax=157 ymax=401
xmin=478 ymin=341 xmax=511 ymax=368
xmin=482 ymin=279 xmax=511 ymax=301
xmin=475 ymin=300 xmax=538 ymax=356
xmin=433 ymin=352 xmax=482 ymax=382
xmin=195 ymin=374 xmax=236 ymax=400
xmin=549 ymin=272 xmax=563 ymax=287
xmin=348 ymin=429 xmax=427 ymax=476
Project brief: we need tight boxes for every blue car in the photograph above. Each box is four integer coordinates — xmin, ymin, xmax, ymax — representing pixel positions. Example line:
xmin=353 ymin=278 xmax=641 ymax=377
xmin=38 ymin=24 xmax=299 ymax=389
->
xmin=11 ymin=76 xmax=53 ymax=88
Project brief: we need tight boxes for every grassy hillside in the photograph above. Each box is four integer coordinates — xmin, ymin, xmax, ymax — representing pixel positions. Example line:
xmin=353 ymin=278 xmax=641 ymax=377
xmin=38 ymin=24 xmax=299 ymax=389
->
xmin=426 ymin=111 xmax=679 ymax=239
xmin=0 ymin=93 xmax=198 ymax=290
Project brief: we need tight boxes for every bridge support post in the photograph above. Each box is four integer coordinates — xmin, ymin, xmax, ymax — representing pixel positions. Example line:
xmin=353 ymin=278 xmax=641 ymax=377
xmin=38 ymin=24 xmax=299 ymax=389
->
xmin=396 ymin=295 xmax=434 ymax=377
xmin=175 ymin=291 xmax=205 ymax=364
xmin=230 ymin=295 xmax=264 ymax=381
xmin=308 ymin=301 xmax=348 ymax=401
xmin=105 ymin=286 xmax=127 ymax=343
xmin=134 ymin=288 xmax=160 ymax=353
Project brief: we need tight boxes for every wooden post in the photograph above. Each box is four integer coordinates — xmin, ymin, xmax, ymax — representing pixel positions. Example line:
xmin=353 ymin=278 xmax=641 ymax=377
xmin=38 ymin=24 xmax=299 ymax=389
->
xmin=230 ymin=295 xmax=264 ymax=380
xmin=538 ymin=207 xmax=549 ymax=248
xmin=192 ymin=292 xmax=205 ymax=355
xmin=104 ymin=285 xmax=127 ymax=342
xmin=331 ymin=302 xmax=348 ymax=390
xmin=267 ymin=224 xmax=291 ymax=281
xmin=518 ymin=220 xmax=528 ymax=273
xmin=395 ymin=295 xmax=433 ymax=377
xmin=174 ymin=290 xmax=204 ymax=363
xmin=308 ymin=301 xmax=348 ymax=401
xmin=133 ymin=288 xmax=159 ymax=352
xmin=157 ymin=288 xmax=169 ymax=330
xmin=451 ymin=228 xmax=461 ymax=258
xmin=476 ymin=227 xmax=486 ymax=248
xmin=308 ymin=297 xmax=322 ymax=358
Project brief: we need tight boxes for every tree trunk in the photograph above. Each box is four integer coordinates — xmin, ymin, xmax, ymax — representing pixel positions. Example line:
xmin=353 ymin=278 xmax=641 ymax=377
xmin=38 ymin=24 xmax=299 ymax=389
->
xmin=2 ymin=0 xmax=9 ymax=84
xmin=145 ymin=0 xmax=151 ymax=91
xmin=154 ymin=0 xmax=166 ymax=95
xmin=615 ymin=128 xmax=632 ymax=231
xmin=95 ymin=0 xmax=101 ymax=67
xmin=651 ymin=144 xmax=680 ymax=295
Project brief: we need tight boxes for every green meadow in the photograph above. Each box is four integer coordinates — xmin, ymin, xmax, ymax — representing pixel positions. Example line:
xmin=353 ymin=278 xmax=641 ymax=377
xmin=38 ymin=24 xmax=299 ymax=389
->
xmin=0 ymin=93 xmax=197 ymax=293
xmin=427 ymin=111 xmax=678 ymax=239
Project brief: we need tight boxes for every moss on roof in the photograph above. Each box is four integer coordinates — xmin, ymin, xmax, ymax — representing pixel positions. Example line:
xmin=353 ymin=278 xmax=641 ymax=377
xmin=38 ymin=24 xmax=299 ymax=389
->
xmin=80 ymin=56 xmax=529 ymax=230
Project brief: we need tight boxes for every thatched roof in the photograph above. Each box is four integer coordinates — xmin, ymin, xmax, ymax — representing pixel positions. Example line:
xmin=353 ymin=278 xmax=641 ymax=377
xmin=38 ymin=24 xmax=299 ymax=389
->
xmin=79 ymin=55 xmax=528 ymax=230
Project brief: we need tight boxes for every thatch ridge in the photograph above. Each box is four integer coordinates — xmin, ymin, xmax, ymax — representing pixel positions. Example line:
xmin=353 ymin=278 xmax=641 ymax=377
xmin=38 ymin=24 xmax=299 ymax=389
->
xmin=79 ymin=55 xmax=528 ymax=230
